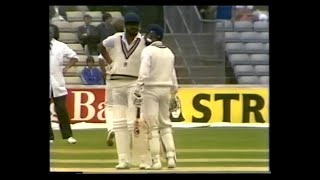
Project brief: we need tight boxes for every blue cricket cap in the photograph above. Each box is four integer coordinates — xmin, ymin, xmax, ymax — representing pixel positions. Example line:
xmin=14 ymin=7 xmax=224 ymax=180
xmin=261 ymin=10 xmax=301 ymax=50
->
xmin=124 ymin=12 xmax=140 ymax=23
xmin=147 ymin=24 xmax=164 ymax=39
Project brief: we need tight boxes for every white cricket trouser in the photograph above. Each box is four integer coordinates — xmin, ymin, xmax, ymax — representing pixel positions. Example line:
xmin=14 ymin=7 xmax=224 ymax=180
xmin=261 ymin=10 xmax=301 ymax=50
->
xmin=112 ymin=85 xmax=137 ymax=164
xmin=142 ymin=87 xmax=172 ymax=130
xmin=105 ymin=87 xmax=113 ymax=131
xmin=142 ymin=87 xmax=176 ymax=161
xmin=112 ymin=85 xmax=137 ymax=129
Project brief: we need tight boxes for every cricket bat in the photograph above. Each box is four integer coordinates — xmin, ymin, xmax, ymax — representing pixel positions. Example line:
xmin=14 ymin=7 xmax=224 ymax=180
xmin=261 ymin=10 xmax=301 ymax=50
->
xmin=133 ymin=107 xmax=141 ymax=136
xmin=131 ymin=107 xmax=152 ymax=166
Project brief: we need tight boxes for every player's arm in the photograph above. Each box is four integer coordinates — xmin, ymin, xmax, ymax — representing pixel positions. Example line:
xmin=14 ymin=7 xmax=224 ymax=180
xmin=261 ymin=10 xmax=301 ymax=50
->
xmin=169 ymin=63 xmax=180 ymax=112
xmin=98 ymin=54 xmax=107 ymax=77
xmin=132 ymin=48 xmax=151 ymax=106
xmin=63 ymin=44 xmax=79 ymax=73
xmin=137 ymin=48 xmax=152 ymax=86
xmin=171 ymin=66 xmax=179 ymax=94
xmin=99 ymin=35 xmax=115 ymax=65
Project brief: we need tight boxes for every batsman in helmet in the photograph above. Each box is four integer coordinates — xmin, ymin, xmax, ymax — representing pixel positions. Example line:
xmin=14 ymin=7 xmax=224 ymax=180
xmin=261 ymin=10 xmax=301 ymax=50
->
xmin=133 ymin=24 xmax=179 ymax=169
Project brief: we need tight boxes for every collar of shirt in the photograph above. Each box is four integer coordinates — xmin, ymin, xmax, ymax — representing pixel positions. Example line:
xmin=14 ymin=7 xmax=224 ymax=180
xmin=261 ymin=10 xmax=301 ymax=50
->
xmin=121 ymin=32 xmax=142 ymax=47
xmin=150 ymin=41 xmax=164 ymax=46
xmin=150 ymin=41 xmax=167 ymax=48
xmin=50 ymin=38 xmax=57 ymax=44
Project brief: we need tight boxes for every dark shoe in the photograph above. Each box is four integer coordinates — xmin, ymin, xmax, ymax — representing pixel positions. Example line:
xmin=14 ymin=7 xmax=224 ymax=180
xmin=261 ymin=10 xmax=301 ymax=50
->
xmin=107 ymin=130 xmax=115 ymax=146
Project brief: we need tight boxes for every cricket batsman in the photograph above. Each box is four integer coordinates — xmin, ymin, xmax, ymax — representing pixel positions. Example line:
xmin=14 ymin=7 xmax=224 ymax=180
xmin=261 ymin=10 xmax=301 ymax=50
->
xmin=133 ymin=24 xmax=179 ymax=169
xmin=99 ymin=12 xmax=151 ymax=169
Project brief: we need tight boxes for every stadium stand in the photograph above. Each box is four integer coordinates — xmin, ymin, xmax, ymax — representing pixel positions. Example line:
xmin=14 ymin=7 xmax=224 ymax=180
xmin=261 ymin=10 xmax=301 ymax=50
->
xmin=57 ymin=6 xmax=268 ymax=85
xmin=229 ymin=54 xmax=251 ymax=66
xmin=66 ymin=44 xmax=85 ymax=55
xmin=59 ymin=32 xmax=79 ymax=43
xmin=65 ymin=11 xmax=84 ymax=22
xmin=84 ymin=11 xmax=103 ymax=22
xmin=233 ymin=21 xmax=253 ymax=32
xmin=237 ymin=76 xmax=259 ymax=84
xmin=214 ymin=7 xmax=268 ymax=85
xmin=253 ymin=21 xmax=269 ymax=32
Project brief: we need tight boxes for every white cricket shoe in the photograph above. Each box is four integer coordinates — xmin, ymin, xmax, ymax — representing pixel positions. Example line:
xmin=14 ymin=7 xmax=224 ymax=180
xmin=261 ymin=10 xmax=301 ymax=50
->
xmin=67 ymin=137 xmax=77 ymax=144
xmin=139 ymin=163 xmax=150 ymax=169
xmin=147 ymin=161 xmax=162 ymax=170
xmin=115 ymin=162 xmax=130 ymax=169
xmin=167 ymin=157 xmax=176 ymax=168
xmin=50 ymin=140 xmax=54 ymax=144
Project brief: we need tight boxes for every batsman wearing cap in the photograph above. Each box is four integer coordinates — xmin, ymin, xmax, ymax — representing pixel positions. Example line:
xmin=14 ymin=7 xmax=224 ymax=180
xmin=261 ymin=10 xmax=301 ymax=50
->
xmin=100 ymin=12 xmax=150 ymax=169
xmin=133 ymin=24 xmax=179 ymax=169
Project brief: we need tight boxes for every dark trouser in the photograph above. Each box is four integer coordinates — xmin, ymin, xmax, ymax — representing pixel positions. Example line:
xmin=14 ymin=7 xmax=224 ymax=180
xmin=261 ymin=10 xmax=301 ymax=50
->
xmin=87 ymin=43 xmax=99 ymax=55
xmin=81 ymin=39 xmax=99 ymax=55
xmin=49 ymin=95 xmax=73 ymax=140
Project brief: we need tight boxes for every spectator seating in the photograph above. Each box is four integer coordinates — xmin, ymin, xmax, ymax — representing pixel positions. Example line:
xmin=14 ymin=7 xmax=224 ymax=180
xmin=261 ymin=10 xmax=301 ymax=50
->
xmin=259 ymin=76 xmax=269 ymax=84
xmin=254 ymin=65 xmax=269 ymax=76
xmin=52 ymin=21 xmax=73 ymax=32
xmin=250 ymin=54 xmax=269 ymax=65
xmin=237 ymin=76 xmax=259 ymax=84
xmin=253 ymin=21 xmax=269 ymax=32
xmin=220 ymin=18 xmax=269 ymax=84
xmin=233 ymin=65 xmax=255 ymax=76
xmin=84 ymin=11 xmax=103 ymax=21
xmin=107 ymin=11 xmax=123 ymax=19
xmin=59 ymin=32 xmax=79 ymax=43
xmin=66 ymin=11 xmax=84 ymax=21
xmin=217 ymin=20 xmax=269 ymax=33
xmin=225 ymin=32 xmax=269 ymax=43
xmin=229 ymin=54 xmax=251 ymax=66
xmin=233 ymin=21 xmax=253 ymax=31
xmin=66 ymin=44 xmax=86 ymax=55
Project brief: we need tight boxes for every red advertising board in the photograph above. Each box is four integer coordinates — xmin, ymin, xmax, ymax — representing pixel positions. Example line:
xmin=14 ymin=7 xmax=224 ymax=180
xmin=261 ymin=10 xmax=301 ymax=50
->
xmin=50 ymin=87 xmax=184 ymax=124
xmin=50 ymin=87 xmax=107 ymax=124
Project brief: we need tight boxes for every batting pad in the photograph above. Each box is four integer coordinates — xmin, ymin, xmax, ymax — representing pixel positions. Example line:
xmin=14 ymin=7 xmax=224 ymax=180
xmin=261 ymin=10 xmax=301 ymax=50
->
xmin=131 ymin=117 xmax=152 ymax=166
xmin=113 ymin=105 xmax=131 ymax=164
xmin=160 ymin=128 xmax=176 ymax=158
xmin=149 ymin=130 xmax=161 ymax=156
xmin=160 ymin=136 xmax=168 ymax=163
xmin=114 ymin=129 xmax=131 ymax=164
xmin=105 ymin=105 xmax=113 ymax=131
xmin=126 ymin=105 xmax=137 ymax=132
xmin=127 ymin=121 xmax=134 ymax=132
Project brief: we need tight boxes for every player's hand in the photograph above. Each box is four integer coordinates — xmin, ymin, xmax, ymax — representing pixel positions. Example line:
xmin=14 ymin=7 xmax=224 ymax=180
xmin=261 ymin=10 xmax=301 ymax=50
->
xmin=169 ymin=95 xmax=180 ymax=112
xmin=63 ymin=67 xmax=69 ymax=74
xmin=132 ymin=83 xmax=144 ymax=106
xmin=132 ymin=90 xmax=142 ymax=106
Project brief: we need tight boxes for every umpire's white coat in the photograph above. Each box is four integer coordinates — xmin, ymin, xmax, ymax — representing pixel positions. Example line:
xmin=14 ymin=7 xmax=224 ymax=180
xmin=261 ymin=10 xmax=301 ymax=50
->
xmin=50 ymin=38 xmax=79 ymax=98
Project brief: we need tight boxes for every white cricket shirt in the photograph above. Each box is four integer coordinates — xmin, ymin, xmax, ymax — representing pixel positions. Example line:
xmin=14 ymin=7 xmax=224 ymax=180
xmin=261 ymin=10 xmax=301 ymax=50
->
xmin=137 ymin=41 xmax=178 ymax=92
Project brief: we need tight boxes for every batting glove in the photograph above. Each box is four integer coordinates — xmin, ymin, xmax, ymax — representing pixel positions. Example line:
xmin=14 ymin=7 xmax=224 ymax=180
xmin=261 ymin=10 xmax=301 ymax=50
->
xmin=133 ymin=91 xmax=142 ymax=106
xmin=169 ymin=95 xmax=181 ymax=112
xmin=132 ymin=83 xmax=144 ymax=106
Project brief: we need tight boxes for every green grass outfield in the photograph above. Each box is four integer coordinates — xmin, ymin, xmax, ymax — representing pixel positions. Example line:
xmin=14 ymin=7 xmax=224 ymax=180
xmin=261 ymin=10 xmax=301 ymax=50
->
xmin=50 ymin=127 xmax=269 ymax=173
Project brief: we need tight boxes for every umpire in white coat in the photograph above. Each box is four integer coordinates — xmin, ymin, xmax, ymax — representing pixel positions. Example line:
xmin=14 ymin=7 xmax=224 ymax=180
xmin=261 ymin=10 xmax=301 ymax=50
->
xmin=49 ymin=26 xmax=78 ymax=144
